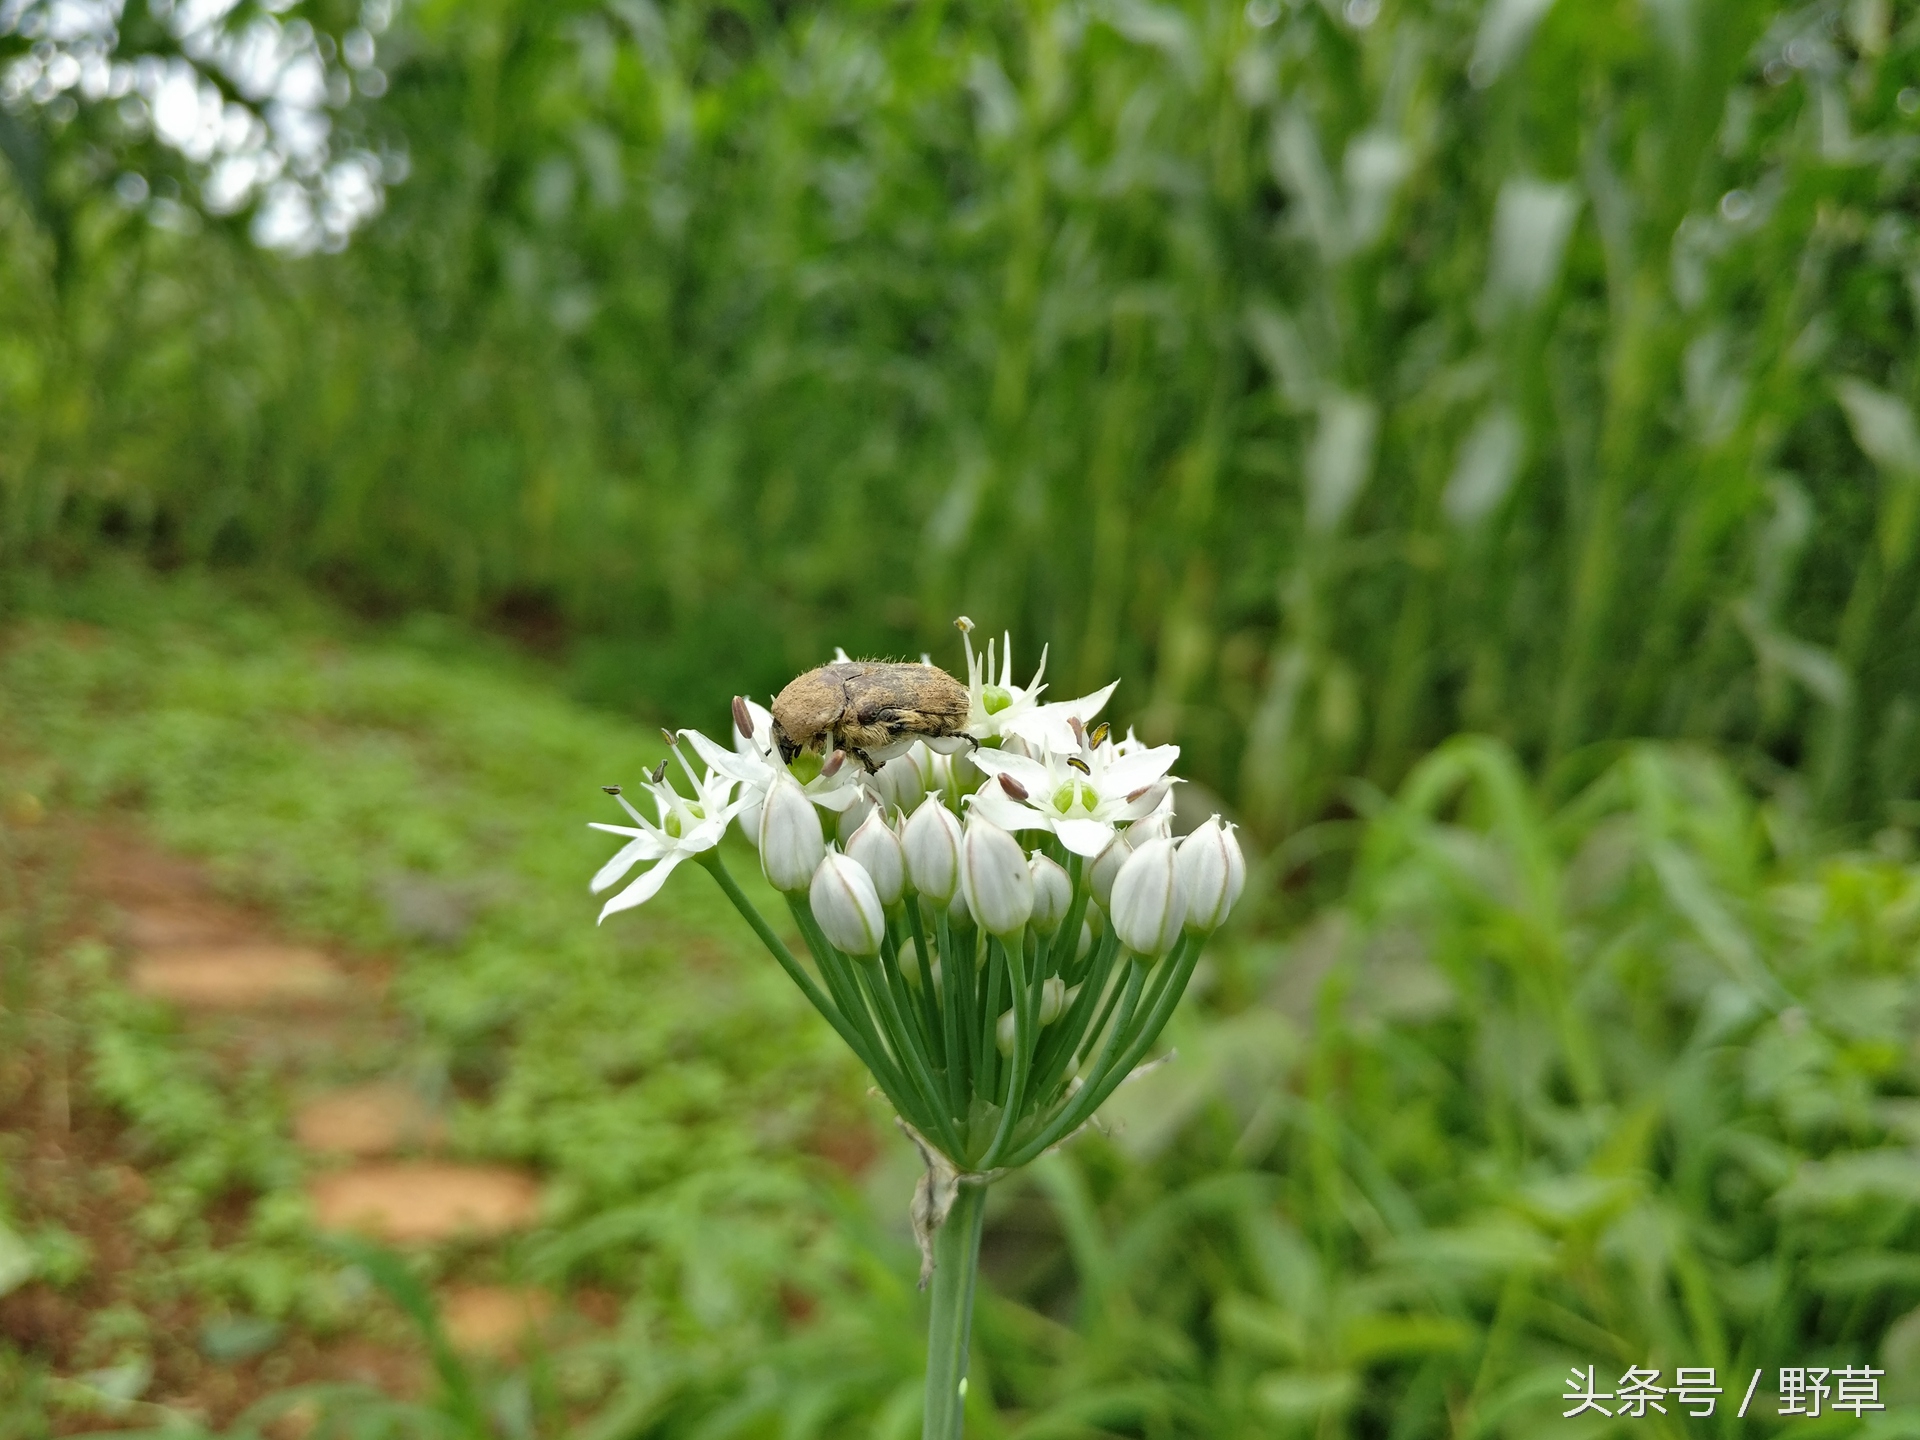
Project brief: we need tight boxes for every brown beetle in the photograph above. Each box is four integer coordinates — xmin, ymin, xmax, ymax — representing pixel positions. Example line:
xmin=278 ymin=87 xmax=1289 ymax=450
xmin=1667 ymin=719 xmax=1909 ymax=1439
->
xmin=770 ymin=661 xmax=974 ymax=772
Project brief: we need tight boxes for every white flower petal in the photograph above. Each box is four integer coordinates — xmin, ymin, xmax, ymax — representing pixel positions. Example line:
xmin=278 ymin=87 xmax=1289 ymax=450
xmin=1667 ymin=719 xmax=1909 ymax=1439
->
xmin=597 ymin=852 xmax=684 ymax=921
xmin=1112 ymin=780 xmax=1172 ymax=822
xmin=966 ymin=748 xmax=1054 ymax=793
xmin=809 ymin=783 xmax=868 ymax=813
xmin=685 ymin=728 xmax=767 ymax=782
xmin=590 ymin=834 xmax=668 ymax=893
xmin=682 ymin=814 xmax=732 ymax=853
xmin=969 ymin=787 xmax=1053 ymax=833
xmin=1054 ymin=817 xmax=1117 ymax=857
xmin=1003 ymin=681 xmax=1120 ymax=747
xmin=1102 ymin=743 xmax=1181 ymax=794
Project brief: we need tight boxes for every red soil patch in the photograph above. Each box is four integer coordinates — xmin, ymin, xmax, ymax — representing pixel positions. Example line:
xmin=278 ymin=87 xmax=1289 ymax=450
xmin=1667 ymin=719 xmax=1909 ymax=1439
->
xmin=293 ymin=1083 xmax=447 ymax=1158
xmin=308 ymin=1163 xmax=543 ymax=1243
xmin=439 ymin=1285 xmax=555 ymax=1355
xmin=129 ymin=944 xmax=348 ymax=1009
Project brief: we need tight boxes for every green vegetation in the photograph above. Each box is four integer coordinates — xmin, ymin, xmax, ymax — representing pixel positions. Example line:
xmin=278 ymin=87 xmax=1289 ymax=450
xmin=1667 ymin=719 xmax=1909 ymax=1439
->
xmin=4 ymin=567 xmax=1920 ymax=1435
xmin=5 ymin=0 xmax=1920 ymax=830
xmin=7 ymin=0 xmax=1920 ymax=1430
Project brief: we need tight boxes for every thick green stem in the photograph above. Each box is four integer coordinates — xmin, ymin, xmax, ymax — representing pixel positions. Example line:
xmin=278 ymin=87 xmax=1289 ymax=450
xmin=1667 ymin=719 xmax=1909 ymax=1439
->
xmin=922 ymin=1182 xmax=987 ymax=1440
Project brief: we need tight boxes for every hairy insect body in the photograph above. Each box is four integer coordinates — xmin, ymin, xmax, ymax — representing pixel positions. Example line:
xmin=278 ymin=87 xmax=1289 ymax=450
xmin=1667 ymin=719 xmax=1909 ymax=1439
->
xmin=771 ymin=662 xmax=973 ymax=771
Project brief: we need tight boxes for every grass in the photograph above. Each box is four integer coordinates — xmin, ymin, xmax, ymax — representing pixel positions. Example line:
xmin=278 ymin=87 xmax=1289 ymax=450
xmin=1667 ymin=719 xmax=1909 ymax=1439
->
xmin=4 ymin=562 xmax=1920 ymax=1436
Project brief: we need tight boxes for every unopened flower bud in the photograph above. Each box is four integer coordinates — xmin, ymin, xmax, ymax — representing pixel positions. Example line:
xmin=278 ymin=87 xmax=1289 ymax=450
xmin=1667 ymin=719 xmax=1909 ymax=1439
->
xmin=1076 ymin=918 xmax=1094 ymax=961
xmin=947 ymin=884 xmax=975 ymax=934
xmin=961 ymin=817 xmax=1033 ymax=939
xmin=901 ymin=954 xmax=942 ymax=991
xmin=1028 ymin=853 xmax=1071 ymax=935
xmin=1109 ymin=837 xmax=1186 ymax=957
xmin=759 ymin=773 xmax=825 ymax=892
xmin=1036 ymin=976 xmax=1068 ymax=1025
xmin=1000 ymin=977 xmax=1071 ymax=1054
xmin=873 ymin=751 xmax=926 ymax=815
xmin=1089 ymin=832 xmax=1131 ymax=909
xmin=930 ymin=749 xmax=980 ymax=806
xmin=809 ymin=852 xmax=886 ymax=957
xmin=846 ymin=810 xmax=905 ymax=907
xmin=1177 ymin=815 xmax=1245 ymax=932
xmin=1127 ymin=799 xmax=1174 ymax=846
xmin=836 ymin=789 xmax=876 ymax=846
xmin=902 ymin=795 xmax=963 ymax=902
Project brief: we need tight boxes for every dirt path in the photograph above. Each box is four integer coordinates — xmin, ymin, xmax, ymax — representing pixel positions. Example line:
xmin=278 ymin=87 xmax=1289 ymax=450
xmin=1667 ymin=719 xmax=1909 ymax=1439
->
xmin=1 ymin=821 xmax=563 ymax=1425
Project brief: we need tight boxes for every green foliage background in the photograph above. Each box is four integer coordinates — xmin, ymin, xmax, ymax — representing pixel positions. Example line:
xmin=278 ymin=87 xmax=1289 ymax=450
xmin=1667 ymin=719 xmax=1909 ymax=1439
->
xmin=5 ymin=0 xmax=1920 ymax=833
xmin=7 ymin=0 xmax=1920 ymax=1433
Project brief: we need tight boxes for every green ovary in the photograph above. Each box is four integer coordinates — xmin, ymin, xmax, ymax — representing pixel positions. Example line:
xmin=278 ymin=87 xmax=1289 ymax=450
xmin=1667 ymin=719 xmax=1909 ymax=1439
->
xmin=1051 ymin=780 xmax=1096 ymax=815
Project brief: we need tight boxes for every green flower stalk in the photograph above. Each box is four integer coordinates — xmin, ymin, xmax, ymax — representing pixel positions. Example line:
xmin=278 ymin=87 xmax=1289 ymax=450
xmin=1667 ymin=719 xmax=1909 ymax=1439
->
xmin=586 ymin=622 xmax=1243 ymax=1440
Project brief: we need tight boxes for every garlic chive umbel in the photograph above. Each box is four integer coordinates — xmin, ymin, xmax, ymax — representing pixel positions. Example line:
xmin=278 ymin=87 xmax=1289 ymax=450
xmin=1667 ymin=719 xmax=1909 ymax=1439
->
xmin=581 ymin=622 xmax=1243 ymax=1440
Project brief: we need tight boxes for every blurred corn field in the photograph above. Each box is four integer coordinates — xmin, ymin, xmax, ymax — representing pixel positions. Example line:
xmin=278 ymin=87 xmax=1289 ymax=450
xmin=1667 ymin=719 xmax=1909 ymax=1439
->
xmin=3 ymin=0 xmax=1920 ymax=832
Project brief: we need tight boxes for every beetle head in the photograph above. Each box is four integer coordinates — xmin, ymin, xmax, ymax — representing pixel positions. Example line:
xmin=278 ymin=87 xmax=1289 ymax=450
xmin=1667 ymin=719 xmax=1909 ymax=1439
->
xmin=771 ymin=719 xmax=803 ymax=765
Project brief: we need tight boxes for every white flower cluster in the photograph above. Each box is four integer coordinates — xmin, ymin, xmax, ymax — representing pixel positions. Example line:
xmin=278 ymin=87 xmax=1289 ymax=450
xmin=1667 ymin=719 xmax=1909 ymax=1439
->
xmin=585 ymin=623 xmax=1244 ymax=1176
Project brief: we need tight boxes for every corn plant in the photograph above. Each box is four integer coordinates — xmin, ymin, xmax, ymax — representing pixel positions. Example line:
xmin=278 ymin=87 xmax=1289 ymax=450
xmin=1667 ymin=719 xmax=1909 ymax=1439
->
xmin=5 ymin=0 xmax=1920 ymax=835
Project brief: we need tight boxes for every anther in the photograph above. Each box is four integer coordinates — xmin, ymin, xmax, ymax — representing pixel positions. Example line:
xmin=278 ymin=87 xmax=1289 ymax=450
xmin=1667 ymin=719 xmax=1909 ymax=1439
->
xmin=1066 ymin=756 xmax=1091 ymax=776
xmin=1069 ymin=715 xmax=1085 ymax=744
xmin=602 ymin=785 xmax=623 ymax=795
xmin=732 ymin=695 xmax=754 ymax=739
xmin=998 ymin=773 xmax=1030 ymax=801
xmin=650 ymin=760 xmax=669 ymax=786
xmin=1089 ymin=722 xmax=1110 ymax=748
xmin=822 ymin=750 xmax=846 ymax=778
xmin=1126 ymin=784 xmax=1153 ymax=803
xmin=661 ymin=728 xmax=678 ymax=748
xmin=954 ymin=615 xmax=974 ymax=634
